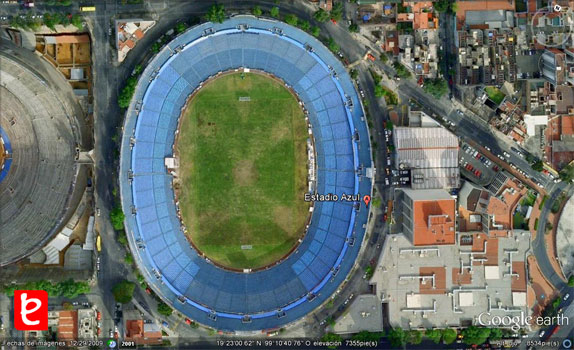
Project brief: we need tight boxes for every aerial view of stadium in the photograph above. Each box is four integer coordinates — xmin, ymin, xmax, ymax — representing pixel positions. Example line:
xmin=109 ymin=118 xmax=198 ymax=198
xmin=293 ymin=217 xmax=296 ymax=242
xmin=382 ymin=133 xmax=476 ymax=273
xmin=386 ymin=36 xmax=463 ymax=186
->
xmin=2 ymin=1 xmax=574 ymax=349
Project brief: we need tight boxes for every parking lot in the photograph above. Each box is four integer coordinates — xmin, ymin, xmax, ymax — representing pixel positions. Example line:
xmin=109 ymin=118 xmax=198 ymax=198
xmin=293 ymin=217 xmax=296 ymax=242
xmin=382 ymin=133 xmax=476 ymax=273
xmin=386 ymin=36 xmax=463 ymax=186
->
xmin=460 ymin=141 xmax=499 ymax=186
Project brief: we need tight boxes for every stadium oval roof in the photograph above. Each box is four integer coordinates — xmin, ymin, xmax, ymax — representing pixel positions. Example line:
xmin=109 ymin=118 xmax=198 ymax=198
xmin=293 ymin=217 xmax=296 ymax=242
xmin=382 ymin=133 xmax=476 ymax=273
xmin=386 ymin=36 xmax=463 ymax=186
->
xmin=120 ymin=16 xmax=372 ymax=331
xmin=0 ymin=52 xmax=80 ymax=266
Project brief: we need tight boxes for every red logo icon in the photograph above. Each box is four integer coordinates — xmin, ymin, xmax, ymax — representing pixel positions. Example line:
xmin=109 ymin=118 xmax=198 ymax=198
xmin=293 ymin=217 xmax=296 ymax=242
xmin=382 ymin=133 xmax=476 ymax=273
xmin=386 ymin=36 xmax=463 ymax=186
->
xmin=14 ymin=290 xmax=48 ymax=331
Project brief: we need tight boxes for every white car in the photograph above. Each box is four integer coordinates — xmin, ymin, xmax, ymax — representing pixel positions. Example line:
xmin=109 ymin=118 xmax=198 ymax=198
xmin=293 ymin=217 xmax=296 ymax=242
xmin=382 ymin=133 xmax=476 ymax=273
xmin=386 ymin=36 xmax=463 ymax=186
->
xmin=564 ymin=293 xmax=570 ymax=301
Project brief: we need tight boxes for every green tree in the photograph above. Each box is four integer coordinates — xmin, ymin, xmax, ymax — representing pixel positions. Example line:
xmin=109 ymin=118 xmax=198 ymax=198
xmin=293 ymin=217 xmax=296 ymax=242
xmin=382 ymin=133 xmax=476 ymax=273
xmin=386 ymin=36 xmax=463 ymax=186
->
xmin=110 ymin=206 xmax=125 ymax=231
xmin=351 ymin=331 xmax=384 ymax=341
xmin=387 ymin=328 xmax=408 ymax=348
xmin=426 ymin=329 xmax=442 ymax=343
xmin=380 ymin=52 xmax=388 ymax=63
xmin=348 ymin=23 xmax=359 ymax=33
xmin=112 ymin=281 xmax=136 ymax=304
xmin=117 ymin=230 xmax=128 ymax=245
xmin=370 ymin=69 xmax=382 ymax=84
xmin=314 ymin=8 xmax=330 ymax=22
xmin=330 ymin=2 xmax=344 ymax=21
xmin=327 ymin=37 xmax=340 ymax=53
xmin=151 ymin=42 xmax=161 ymax=53
xmin=136 ymin=273 xmax=146 ymax=287
xmin=270 ymin=6 xmax=280 ymax=18
xmin=393 ymin=62 xmax=412 ymax=79
xmin=133 ymin=64 xmax=143 ymax=76
xmin=157 ymin=302 xmax=173 ymax=317
xmin=118 ymin=76 xmax=138 ymax=108
xmin=489 ymin=328 xmax=503 ymax=341
xmin=298 ymin=19 xmax=311 ymax=32
xmin=374 ymin=85 xmax=384 ymax=98
xmin=251 ymin=5 xmax=262 ymax=16
xmin=311 ymin=26 xmax=321 ymax=37
xmin=71 ymin=14 xmax=83 ymax=30
xmin=423 ymin=78 xmax=449 ymax=99
xmin=442 ymin=328 xmax=458 ymax=344
xmin=532 ymin=160 xmax=544 ymax=172
xmin=434 ymin=0 xmax=451 ymax=13
xmin=124 ymin=253 xmax=134 ymax=265
xmin=175 ymin=22 xmax=187 ymax=34
xmin=568 ymin=275 xmax=574 ymax=287
xmin=43 ymin=13 xmax=63 ymax=31
xmin=205 ymin=4 xmax=226 ymax=23
xmin=320 ymin=333 xmax=342 ymax=349
xmin=58 ymin=279 xmax=90 ymax=298
xmin=350 ymin=69 xmax=359 ymax=80
xmin=462 ymin=326 xmax=491 ymax=345
xmin=408 ymin=330 xmax=423 ymax=344
xmin=284 ymin=14 xmax=298 ymax=26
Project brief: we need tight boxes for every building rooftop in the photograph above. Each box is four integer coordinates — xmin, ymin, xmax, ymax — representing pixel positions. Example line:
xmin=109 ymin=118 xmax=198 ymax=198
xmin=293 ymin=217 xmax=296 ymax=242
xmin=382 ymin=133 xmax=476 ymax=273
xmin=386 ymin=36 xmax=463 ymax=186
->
xmin=371 ymin=231 xmax=531 ymax=329
xmin=332 ymin=294 xmax=383 ymax=334
xmin=393 ymin=127 xmax=460 ymax=189
xmin=402 ymin=188 xmax=456 ymax=246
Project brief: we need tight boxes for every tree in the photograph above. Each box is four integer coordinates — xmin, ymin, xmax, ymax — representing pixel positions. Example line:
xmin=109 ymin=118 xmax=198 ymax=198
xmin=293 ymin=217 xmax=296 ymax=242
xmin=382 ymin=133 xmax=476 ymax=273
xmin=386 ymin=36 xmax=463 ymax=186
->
xmin=350 ymin=69 xmax=359 ymax=80
xmin=298 ymin=19 xmax=311 ymax=32
xmin=314 ymin=8 xmax=330 ymax=23
xmin=387 ymin=328 xmax=408 ymax=348
xmin=393 ymin=62 xmax=412 ymax=79
xmin=311 ymin=26 xmax=321 ymax=37
xmin=117 ymin=230 xmax=127 ymax=246
xmin=112 ymin=281 xmax=135 ymax=304
xmin=327 ymin=37 xmax=340 ymax=53
xmin=425 ymin=329 xmax=442 ymax=343
xmin=270 ymin=6 xmax=280 ymax=18
xmin=110 ymin=206 xmax=125 ymax=231
xmin=330 ymin=2 xmax=344 ymax=22
xmin=434 ymin=0 xmax=452 ymax=13
xmin=442 ymin=328 xmax=458 ymax=344
xmin=71 ymin=14 xmax=83 ymax=30
xmin=175 ymin=22 xmax=187 ymax=34
xmin=532 ymin=160 xmax=544 ymax=172
xmin=320 ymin=333 xmax=342 ymax=349
xmin=408 ymin=330 xmax=423 ymax=344
xmin=374 ymin=85 xmax=384 ymax=98
xmin=284 ymin=14 xmax=298 ymax=26
xmin=124 ymin=253 xmax=134 ymax=265
xmin=157 ymin=302 xmax=173 ymax=317
xmin=568 ymin=275 xmax=574 ymax=287
xmin=489 ymin=328 xmax=503 ymax=341
xmin=351 ymin=331 xmax=384 ymax=341
xmin=251 ymin=5 xmax=262 ymax=16
xmin=151 ymin=42 xmax=161 ymax=53
xmin=462 ymin=326 xmax=491 ymax=345
xmin=348 ymin=23 xmax=359 ymax=33
xmin=205 ymin=4 xmax=225 ymax=23
xmin=58 ymin=279 xmax=90 ymax=298
xmin=380 ymin=52 xmax=388 ymax=63
xmin=118 ymin=75 xmax=138 ymax=108
xmin=423 ymin=78 xmax=449 ymax=99
xmin=370 ymin=69 xmax=382 ymax=84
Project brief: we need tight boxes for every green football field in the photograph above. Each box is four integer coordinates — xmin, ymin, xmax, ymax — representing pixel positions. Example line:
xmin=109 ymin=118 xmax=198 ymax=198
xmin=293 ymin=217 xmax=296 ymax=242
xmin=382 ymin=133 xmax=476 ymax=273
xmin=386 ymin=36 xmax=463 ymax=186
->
xmin=176 ymin=73 xmax=310 ymax=269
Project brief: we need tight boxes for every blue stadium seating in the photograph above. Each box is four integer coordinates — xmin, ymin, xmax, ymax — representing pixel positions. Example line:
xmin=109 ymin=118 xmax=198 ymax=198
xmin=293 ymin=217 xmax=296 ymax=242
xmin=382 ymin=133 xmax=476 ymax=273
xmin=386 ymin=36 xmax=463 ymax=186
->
xmin=119 ymin=16 xmax=372 ymax=331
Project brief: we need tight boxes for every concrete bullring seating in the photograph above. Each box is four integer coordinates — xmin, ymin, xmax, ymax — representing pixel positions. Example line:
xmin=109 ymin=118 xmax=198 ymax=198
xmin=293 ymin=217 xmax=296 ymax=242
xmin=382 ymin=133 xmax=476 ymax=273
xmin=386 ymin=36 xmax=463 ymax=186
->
xmin=0 ymin=55 xmax=78 ymax=266
xmin=120 ymin=16 xmax=372 ymax=331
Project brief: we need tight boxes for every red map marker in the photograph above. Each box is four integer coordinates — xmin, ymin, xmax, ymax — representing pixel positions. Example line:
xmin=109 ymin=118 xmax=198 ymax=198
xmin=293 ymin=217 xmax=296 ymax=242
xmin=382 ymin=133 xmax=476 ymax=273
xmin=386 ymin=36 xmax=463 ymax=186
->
xmin=363 ymin=195 xmax=371 ymax=207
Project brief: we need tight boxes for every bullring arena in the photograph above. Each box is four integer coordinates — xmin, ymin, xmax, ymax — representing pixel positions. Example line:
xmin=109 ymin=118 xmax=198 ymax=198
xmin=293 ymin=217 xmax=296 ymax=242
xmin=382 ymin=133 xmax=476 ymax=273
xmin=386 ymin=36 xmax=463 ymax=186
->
xmin=0 ymin=47 xmax=83 ymax=266
xmin=120 ymin=16 xmax=373 ymax=331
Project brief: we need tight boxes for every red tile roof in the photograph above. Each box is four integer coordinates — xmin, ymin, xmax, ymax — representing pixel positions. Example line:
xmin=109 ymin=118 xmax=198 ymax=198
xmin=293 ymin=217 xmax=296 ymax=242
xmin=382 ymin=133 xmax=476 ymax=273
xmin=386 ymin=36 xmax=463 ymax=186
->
xmin=412 ymin=198 xmax=456 ymax=246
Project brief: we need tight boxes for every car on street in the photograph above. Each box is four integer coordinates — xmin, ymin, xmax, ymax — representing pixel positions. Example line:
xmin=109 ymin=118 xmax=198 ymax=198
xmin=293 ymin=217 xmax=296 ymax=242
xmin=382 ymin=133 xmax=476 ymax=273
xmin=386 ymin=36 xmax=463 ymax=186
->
xmin=538 ymin=330 xmax=545 ymax=338
xmin=162 ymin=321 xmax=169 ymax=328
xmin=564 ymin=293 xmax=570 ymax=301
